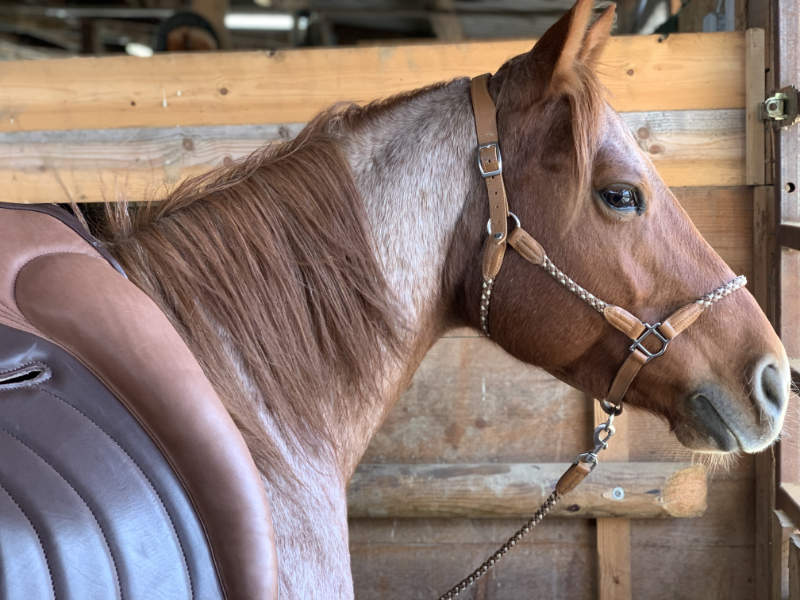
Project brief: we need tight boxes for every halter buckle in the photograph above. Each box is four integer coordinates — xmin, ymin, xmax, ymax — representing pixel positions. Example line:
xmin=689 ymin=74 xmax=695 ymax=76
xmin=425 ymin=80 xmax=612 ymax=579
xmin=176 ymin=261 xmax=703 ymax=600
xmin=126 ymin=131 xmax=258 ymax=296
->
xmin=477 ymin=142 xmax=502 ymax=178
xmin=629 ymin=322 xmax=670 ymax=362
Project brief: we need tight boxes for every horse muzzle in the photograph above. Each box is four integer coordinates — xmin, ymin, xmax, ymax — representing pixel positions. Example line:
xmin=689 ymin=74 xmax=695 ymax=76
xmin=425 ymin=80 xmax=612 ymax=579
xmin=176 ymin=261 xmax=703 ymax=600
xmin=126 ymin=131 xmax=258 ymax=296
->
xmin=675 ymin=354 xmax=790 ymax=453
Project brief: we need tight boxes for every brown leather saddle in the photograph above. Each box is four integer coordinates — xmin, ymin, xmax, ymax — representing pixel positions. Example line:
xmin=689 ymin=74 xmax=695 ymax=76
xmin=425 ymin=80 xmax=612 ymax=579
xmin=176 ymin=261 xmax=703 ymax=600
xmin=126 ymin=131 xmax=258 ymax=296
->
xmin=0 ymin=203 xmax=278 ymax=599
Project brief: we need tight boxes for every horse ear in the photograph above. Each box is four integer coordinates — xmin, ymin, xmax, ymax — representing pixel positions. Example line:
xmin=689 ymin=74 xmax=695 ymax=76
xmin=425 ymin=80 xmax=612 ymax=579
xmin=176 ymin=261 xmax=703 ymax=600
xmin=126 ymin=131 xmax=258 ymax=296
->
xmin=579 ymin=4 xmax=616 ymax=67
xmin=524 ymin=0 xmax=612 ymax=94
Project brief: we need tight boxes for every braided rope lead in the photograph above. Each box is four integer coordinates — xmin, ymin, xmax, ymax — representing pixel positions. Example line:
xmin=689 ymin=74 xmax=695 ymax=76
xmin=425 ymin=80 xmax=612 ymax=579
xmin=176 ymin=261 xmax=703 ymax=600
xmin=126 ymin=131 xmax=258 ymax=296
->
xmin=436 ymin=491 xmax=561 ymax=600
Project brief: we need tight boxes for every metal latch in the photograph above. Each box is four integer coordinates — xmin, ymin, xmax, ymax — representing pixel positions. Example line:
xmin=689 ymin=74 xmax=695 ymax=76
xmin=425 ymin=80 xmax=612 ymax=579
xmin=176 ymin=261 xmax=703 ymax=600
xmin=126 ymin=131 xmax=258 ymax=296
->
xmin=761 ymin=86 xmax=800 ymax=128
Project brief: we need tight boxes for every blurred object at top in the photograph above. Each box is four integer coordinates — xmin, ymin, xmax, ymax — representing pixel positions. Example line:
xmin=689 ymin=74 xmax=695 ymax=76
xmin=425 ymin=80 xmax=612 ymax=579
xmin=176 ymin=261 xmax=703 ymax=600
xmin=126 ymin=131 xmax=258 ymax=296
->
xmin=0 ymin=0 xmax=741 ymax=59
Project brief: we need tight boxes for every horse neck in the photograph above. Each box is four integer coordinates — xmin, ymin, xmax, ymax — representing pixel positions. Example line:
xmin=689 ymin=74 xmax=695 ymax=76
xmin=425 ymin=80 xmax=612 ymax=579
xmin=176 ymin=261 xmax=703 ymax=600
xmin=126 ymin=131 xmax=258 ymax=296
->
xmin=331 ymin=78 xmax=478 ymax=475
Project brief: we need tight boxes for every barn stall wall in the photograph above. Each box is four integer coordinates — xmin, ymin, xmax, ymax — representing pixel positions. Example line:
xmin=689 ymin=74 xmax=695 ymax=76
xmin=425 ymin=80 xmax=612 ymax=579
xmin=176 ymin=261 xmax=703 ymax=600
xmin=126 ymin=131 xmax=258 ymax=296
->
xmin=0 ymin=31 xmax=763 ymax=599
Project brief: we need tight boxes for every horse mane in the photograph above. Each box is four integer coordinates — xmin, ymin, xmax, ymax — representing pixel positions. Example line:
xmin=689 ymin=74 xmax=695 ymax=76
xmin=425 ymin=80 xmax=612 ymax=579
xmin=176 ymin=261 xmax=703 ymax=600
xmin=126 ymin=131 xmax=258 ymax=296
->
xmin=94 ymin=112 xmax=405 ymax=481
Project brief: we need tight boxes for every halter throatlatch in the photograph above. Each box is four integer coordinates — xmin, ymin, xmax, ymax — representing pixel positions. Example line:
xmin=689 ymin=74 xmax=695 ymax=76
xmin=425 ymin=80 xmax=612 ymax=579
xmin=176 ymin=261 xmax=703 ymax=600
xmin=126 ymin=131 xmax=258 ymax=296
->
xmin=436 ymin=74 xmax=748 ymax=600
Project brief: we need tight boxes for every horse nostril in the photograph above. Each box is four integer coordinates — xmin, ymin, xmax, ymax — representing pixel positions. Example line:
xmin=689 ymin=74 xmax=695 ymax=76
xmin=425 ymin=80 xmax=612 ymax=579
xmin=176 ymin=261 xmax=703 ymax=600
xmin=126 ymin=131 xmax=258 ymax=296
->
xmin=755 ymin=362 xmax=788 ymax=417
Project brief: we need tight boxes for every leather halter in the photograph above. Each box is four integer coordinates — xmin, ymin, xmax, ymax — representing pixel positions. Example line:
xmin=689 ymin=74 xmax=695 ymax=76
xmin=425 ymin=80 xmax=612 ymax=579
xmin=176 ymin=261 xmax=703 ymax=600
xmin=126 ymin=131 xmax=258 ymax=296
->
xmin=469 ymin=73 xmax=747 ymax=415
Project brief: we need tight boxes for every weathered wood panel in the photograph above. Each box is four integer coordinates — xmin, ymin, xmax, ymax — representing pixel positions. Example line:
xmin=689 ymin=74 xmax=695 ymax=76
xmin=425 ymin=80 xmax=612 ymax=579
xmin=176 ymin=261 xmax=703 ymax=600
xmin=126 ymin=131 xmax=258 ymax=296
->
xmin=0 ymin=110 xmax=743 ymax=204
xmin=349 ymin=474 xmax=754 ymax=599
xmin=350 ymin=517 xmax=596 ymax=599
xmin=0 ymin=33 xmax=744 ymax=133
xmin=348 ymin=462 xmax=706 ymax=519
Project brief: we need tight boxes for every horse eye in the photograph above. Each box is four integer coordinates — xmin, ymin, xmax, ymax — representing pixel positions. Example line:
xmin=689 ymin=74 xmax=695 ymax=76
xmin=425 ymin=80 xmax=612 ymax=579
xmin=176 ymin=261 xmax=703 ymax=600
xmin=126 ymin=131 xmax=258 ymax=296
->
xmin=599 ymin=185 xmax=643 ymax=214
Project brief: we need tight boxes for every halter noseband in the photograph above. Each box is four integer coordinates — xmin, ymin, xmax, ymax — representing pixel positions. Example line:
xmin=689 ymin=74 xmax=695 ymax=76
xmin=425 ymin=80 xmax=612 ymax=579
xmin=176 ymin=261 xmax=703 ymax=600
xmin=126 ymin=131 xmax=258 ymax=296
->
xmin=469 ymin=73 xmax=747 ymax=416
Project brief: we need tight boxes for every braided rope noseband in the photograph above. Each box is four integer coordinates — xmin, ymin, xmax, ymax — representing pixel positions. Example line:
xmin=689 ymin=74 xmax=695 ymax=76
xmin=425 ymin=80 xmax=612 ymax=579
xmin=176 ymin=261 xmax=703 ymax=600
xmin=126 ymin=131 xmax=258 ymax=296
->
xmin=435 ymin=74 xmax=748 ymax=600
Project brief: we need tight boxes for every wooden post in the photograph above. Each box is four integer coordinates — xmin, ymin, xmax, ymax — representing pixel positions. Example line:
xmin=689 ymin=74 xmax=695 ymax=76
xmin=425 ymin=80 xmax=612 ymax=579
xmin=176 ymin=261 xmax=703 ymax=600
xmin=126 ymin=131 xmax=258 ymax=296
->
xmin=790 ymin=534 xmax=800 ymax=599
xmin=757 ymin=449 xmax=777 ymax=600
xmin=772 ymin=510 xmax=795 ymax=599
xmin=745 ymin=28 xmax=766 ymax=185
xmin=594 ymin=399 xmax=631 ymax=600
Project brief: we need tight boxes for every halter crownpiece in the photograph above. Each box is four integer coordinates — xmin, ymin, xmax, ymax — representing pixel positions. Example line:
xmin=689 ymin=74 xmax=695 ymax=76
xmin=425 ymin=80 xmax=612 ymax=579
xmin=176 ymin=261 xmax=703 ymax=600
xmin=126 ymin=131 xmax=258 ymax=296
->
xmin=468 ymin=72 xmax=747 ymax=413
xmin=437 ymin=72 xmax=749 ymax=600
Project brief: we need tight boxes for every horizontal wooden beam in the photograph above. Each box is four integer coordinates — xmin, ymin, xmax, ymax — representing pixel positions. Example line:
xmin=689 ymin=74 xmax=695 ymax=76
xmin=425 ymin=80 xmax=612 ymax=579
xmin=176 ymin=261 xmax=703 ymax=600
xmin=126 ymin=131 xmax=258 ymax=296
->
xmin=0 ymin=109 xmax=744 ymax=204
xmin=347 ymin=462 xmax=707 ymax=519
xmin=0 ymin=32 xmax=744 ymax=133
xmin=780 ymin=224 xmax=800 ymax=250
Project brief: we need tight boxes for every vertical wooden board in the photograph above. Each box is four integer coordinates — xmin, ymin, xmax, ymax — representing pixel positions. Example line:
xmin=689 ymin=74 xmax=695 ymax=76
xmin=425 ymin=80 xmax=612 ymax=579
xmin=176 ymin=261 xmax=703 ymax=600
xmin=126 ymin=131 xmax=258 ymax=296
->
xmin=756 ymin=449 xmax=777 ymax=600
xmin=745 ymin=29 xmax=766 ymax=185
xmin=753 ymin=186 xmax=775 ymax=314
xmin=781 ymin=248 xmax=800 ymax=359
xmin=771 ymin=510 xmax=794 ymax=600
xmin=790 ymin=534 xmax=800 ymax=600
xmin=349 ymin=518 xmax=596 ymax=599
xmin=594 ymin=402 xmax=631 ymax=600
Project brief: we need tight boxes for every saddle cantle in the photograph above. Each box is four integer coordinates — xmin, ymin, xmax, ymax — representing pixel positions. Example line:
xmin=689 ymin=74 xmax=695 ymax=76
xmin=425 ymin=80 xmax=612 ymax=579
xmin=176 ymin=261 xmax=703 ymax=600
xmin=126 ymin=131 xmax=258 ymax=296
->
xmin=0 ymin=204 xmax=278 ymax=599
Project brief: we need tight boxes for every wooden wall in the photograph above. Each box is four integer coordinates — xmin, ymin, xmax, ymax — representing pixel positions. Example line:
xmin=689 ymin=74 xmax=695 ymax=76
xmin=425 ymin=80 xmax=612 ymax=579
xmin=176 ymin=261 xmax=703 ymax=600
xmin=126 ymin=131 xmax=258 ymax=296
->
xmin=0 ymin=31 xmax=759 ymax=599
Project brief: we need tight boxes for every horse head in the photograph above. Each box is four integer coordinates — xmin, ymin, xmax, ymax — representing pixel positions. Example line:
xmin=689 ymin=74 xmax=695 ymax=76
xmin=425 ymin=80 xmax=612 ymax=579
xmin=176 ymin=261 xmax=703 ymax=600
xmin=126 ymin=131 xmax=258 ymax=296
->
xmin=455 ymin=0 xmax=789 ymax=454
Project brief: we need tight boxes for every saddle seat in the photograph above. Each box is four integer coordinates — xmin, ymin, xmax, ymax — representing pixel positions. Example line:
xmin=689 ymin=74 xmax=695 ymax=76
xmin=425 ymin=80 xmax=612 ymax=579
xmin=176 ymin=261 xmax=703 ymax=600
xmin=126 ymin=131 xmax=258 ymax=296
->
xmin=0 ymin=204 xmax=278 ymax=599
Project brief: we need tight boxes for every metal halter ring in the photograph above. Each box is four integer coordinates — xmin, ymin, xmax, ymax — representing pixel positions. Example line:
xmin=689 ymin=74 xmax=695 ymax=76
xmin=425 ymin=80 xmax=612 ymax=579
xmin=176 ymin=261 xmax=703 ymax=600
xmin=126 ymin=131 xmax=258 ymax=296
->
xmin=486 ymin=211 xmax=521 ymax=238
xmin=629 ymin=322 xmax=671 ymax=363
xmin=600 ymin=399 xmax=623 ymax=416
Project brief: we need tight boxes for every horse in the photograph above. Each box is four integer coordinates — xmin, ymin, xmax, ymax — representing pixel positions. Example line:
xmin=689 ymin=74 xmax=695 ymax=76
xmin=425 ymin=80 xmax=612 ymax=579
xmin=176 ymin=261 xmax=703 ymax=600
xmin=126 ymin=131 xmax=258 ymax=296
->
xmin=71 ymin=0 xmax=789 ymax=596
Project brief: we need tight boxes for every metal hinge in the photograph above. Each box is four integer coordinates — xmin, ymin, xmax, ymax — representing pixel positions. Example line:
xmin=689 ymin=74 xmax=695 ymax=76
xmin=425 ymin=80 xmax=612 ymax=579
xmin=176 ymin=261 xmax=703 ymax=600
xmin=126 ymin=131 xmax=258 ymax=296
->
xmin=761 ymin=85 xmax=800 ymax=128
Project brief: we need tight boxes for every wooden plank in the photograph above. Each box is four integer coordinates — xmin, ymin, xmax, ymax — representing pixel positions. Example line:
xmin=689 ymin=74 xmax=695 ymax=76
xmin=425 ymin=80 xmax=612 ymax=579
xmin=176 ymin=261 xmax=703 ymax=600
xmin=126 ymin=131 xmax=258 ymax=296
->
xmin=594 ymin=402 xmax=631 ymax=600
xmin=772 ymin=510 xmax=795 ymax=600
xmin=746 ymin=28 xmax=766 ymax=185
xmin=756 ymin=448 xmax=777 ymax=600
xmin=753 ymin=186 xmax=775 ymax=314
xmin=349 ymin=518 xmax=595 ymax=600
xmin=364 ymin=337 xmax=591 ymax=463
xmin=347 ymin=462 xmax=707 ymax=519
xmin=0 ymin=109 xmax=745 ymax=204
xmin=0 ymin=33 xmax=745 ymax=133
xmin=349 ymin=472 xmax=756 ymax=600
xmin=792 ymin=534 xmax=800 ymax=600
xmin=678 ymin=186 xmax=754 ymax=280
xmin=625 ymin=109 xmax=745 ymax=188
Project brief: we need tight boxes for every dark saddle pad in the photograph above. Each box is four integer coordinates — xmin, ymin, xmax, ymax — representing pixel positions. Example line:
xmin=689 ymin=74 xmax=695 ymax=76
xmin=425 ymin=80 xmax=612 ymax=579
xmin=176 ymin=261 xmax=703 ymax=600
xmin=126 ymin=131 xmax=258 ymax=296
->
xmin=0 ymin=204 xmax=277 ymax=599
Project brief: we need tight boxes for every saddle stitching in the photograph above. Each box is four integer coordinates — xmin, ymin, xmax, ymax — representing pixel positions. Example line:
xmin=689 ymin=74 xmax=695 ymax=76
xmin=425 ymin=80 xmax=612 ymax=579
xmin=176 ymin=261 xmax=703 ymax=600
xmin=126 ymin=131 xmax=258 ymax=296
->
xmin=0 ymin=480 xmax=57 ymax=600
xmin=0 ymin=427 xmax=124 ymax=600
xmin=37 ymin=386 xmax=195 ymax=600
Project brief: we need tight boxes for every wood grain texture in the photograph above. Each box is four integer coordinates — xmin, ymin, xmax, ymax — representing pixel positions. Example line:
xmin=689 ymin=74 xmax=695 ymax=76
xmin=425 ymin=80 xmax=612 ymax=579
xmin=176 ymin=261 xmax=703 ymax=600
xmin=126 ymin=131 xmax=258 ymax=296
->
xmin=362 ymin=337 xmax=591 ymax=463
xmin=0 ymin=109 xmax=743 ymax=204
xmin=348 ymin=474 xmax=755 ymax=599
xmin=347 ymin=462 xmax=706 ymax=519
xmin=594 ymin=403 xmax=631 ymax=600
xmin=791 ymin=534 xmax=800 ymax=600
xmin=349 ymin=518 xmax=596 ymax=599
xmin=773 ymin=510 xmax=794 ymax=600
xmin=0 ymin=33 xmax=745 ymax=133
xmin=745 ymin=28 xmax=766 ymax=185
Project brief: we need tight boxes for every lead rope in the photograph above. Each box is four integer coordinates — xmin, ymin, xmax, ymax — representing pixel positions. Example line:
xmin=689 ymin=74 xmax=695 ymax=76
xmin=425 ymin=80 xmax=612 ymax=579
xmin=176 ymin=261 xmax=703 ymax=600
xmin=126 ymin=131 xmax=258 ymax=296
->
xmin=437 ymin=409 xmax=618 ymax=600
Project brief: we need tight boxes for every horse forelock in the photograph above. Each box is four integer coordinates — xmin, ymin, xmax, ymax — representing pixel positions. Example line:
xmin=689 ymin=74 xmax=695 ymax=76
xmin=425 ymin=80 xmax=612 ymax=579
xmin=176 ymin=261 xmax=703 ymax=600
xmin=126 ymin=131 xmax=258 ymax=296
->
xmin=98 ymin=113 xmax=406 ymax=485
